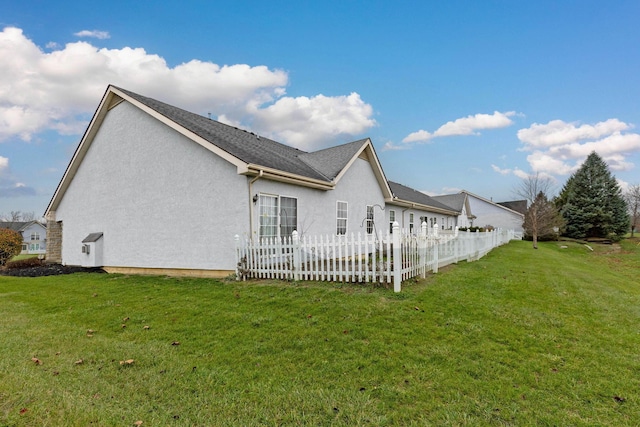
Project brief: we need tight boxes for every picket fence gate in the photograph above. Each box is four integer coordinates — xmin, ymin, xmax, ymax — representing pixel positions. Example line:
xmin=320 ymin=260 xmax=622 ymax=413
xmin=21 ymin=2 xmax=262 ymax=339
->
xmin=235 ymin=222 xmax=517 ymax=292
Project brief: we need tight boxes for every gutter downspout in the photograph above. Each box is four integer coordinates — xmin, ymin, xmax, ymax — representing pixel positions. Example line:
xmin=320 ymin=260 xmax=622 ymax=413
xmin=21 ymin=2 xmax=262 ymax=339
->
xmin=248 ymin=170 xmax=263 ymax=237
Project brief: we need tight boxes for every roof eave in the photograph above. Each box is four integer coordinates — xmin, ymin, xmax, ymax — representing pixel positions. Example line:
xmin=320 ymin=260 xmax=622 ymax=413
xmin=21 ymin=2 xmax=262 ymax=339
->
xmin=245 ymin=164 xmax=334 ymax=190
xmin=385 ymin=197 xmax=459 ymax=216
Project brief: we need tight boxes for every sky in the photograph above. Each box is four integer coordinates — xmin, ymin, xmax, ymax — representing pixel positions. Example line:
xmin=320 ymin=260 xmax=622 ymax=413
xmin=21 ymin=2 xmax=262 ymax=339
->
xmin=1 ymin=0 xmax=639 ymax=217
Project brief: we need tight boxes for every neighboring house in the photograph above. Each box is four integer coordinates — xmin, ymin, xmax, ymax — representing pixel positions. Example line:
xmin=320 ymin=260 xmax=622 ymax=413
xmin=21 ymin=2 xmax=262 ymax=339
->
xmin=459 ymin=190 xmax=525 ymax=232
xmin=387 ymin=181 xmax=460 ymax=233
xmin=45 ymin=86 xmax=393 ymax=275
xmin=498 ymin=200 xmax=528 ymax=216
xmin=0 ymin=221 xmax=47 ymax=254
xmin=431 ymin=193 xmax=476 ymax=229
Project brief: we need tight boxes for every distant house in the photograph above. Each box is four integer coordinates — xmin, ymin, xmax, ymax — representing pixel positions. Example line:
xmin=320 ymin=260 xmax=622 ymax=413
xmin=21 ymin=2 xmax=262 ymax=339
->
xmin=0 ymin=221 xmax=47 ymax=254
xmin=431 ymin=193 xmax=476 ymax=229
xmin=459 ymin=190 xmax=525 ymax=232
xmin=45 ymin=86 xmax=392 ymax=275
xmin=387 ymin=181 xmax=460 ymax=232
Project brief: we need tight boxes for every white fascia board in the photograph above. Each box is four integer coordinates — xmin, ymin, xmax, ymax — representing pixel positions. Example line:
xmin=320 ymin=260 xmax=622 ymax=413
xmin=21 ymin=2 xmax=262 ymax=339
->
xmin=245 ymin=164 xmax=334 ymax=190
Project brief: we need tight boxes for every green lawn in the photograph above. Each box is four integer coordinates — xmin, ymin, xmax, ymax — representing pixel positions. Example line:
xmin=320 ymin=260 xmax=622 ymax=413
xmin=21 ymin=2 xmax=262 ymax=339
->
xmin=10 ymin=253 xmax=39 ymax=261
xmin=1 ymin=239 xmax=639 ymax=426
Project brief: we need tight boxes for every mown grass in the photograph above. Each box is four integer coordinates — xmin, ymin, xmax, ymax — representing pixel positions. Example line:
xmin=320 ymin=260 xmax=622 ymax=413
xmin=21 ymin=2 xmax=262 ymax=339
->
xmin=0 ymin=239 xmax=639 ymax=426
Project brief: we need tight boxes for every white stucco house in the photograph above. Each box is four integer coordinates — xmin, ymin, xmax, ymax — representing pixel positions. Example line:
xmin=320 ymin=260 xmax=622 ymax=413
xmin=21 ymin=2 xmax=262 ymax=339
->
xmin=0 ymin=221 xmax=47 ymax=255
xmin=45 ymin=86 xmax=395 ymax=276
xmin=387 ymin=181 xmax=460 ymax=233
xmin=431 ymin=193 xmax=476 ymax=229
xmin=457 ymin=190 xmax=525 ymax=232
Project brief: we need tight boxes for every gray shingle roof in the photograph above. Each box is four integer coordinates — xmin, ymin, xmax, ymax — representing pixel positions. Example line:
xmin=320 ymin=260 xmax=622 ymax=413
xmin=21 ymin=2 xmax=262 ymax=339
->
xmin=0 ymin=221 xmax=43 ymax=232
xmin=498 ymin=200 xmax=528 ymax=215
xmin=388 ymin=181 xmax=457 ymax=212
xmin=431 ymin=193 xmax=467 ymax=211
xmin=115 ymin=87 xmax=368 ymax=182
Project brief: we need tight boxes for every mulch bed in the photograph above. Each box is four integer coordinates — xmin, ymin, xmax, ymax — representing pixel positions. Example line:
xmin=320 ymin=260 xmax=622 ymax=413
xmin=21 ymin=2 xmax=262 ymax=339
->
xmin=0 ymin=264 xmax=106 ymax=277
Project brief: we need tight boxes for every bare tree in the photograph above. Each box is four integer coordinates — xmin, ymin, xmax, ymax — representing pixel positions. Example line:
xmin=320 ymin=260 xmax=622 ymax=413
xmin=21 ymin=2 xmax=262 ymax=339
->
xmin=515 ymin=173 xmax=564 ymax=249
xmin=625 ymin=184 xmax=640 ymax=238
xmin=9 ymin=211 xmax=22 ymax=221
xmin=21 ymin=211 xmax=36 ymax=221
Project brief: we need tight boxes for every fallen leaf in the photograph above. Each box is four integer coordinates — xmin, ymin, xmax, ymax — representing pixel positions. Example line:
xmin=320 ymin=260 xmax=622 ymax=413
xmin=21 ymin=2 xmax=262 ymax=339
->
xmin=123 ymin=317 xmax=130 ymax=322
xmin=121 ymin=324 xmax=127 ymax=329
xmin=119 ymin=359 xmax=135 ymax=366
xmin=31 ymin=357 xmax=42 ymax=365
xmin=307 ymin=314 xmax=312 ymax=318
xmin=55 ymin=352 xmax=61 ymax=356
xmin=92 ymin=293 xmax=98 ymax=297
xmin=414 ymin=306 xmax=420 ymax=311
xmin=53 ymin=371 xmax=59 ymax=376
xmin=20 ymin=408 xmax=28 ymax=415
xmin=134 ymin=421 xmax=143 ymax=426
xmin=614 ymin=396 xmax=626 ymax=403
xmin=143 ymin=325 xmax=150 ymax=330
xmin=87 ymin=333 xmax=94 ymax=338
xmin=75 ymin=359 xmax=84 ymax=365
xmin=171 ymin=341 xmax=180 ymax=346
xmin=87 ymin=329 xmax=95 ymax=334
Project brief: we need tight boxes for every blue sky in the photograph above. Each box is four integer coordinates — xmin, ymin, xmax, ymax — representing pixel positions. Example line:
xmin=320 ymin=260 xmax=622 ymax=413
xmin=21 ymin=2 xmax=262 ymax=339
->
xmin=1 ymin=1 xmax=639 ymax=216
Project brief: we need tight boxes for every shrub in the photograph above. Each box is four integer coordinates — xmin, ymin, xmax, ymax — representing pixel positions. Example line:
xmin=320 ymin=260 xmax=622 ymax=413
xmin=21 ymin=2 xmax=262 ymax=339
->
xmin=0 ymin=228 xmax=23 ymax=266
xmin=5 ymin=257 xmax=43 ymax=269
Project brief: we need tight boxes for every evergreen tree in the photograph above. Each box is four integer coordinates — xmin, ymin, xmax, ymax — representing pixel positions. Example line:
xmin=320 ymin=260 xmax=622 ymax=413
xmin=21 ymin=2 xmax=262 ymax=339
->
xmin=556 ymin=152 xmax=629 ymax=241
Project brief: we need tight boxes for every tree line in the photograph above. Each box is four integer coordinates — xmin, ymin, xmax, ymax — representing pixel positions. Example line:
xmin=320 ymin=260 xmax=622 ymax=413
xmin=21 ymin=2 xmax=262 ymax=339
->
xmin=517 ymin=151 xmax=638 ymax=248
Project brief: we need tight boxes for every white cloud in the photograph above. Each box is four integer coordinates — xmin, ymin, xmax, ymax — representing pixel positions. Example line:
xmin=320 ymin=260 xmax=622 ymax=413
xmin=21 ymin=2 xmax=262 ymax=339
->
xmin=0 ymin=156 xmax=8 ymax=170
xmin=434 ymin=111 xmax=516 ymax=137
xmin=381 ymin=141 xmax=410 ymax=151
xmin=517 ymin=119 xmax=631 ymax=148
xmin=402 ymin=111 xmax=516 ymax=144
xmin=249 ymin=93 xmax=376 ymax=151
xmin=491 ymin=164 xmax=511 ymax=175
xmin=491 ymin=164 xmax=531 ymax=179
xmin=517 ymin=118 xmax=640 ymax=176
xmin=402 ymin=129 xmax=432 ymax=143
xmin=74 ymin=30 xmax=111 ymax=39
xmin=0 ymin=26 xmax=375 ymax=149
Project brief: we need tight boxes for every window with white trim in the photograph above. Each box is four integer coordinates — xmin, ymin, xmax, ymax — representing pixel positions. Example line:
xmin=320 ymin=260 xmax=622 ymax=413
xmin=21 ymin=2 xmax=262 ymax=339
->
xmin=336 ymin=201 xmax=348 ymax=235
xmin=30 ymin=232 xmax=39 ymax=241
xmin=366 ymin=205 xmax=374 ymax=234
xmin=409 ymin=213 xmax=414 ymax=233
xmin=259 ymin=195 xmax=278 ymax=239
xmin=389 ymin=210 xmax=396 ymax=234
xmin=280 ymin=196 xmax=297 ymax=238
xmin=258 ymin=194 xmax=297 ymax=240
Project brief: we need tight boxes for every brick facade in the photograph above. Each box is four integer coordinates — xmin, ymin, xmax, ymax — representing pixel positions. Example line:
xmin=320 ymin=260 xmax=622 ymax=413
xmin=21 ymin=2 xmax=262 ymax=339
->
xmin=46 ymin=213 xmax=62 ymax=264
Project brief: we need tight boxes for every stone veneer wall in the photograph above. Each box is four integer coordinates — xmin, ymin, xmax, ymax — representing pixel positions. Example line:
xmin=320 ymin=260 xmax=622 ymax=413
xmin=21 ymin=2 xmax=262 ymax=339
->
xmin=46 ymin=216 xmax=62 ymax=264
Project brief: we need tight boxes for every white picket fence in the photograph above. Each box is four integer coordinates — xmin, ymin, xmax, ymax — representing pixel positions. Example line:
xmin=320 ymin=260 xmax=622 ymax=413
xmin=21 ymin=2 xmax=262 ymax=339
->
xmin=235 ymin=222 xmax=517 ymax=292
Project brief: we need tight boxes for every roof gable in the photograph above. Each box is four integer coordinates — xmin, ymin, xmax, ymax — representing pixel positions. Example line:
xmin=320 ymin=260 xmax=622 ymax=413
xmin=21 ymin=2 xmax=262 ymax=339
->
xmin=46 ymin=85 xmax=392 ymax=214
xmin=462 ymin=190 xmax=525 ymax=218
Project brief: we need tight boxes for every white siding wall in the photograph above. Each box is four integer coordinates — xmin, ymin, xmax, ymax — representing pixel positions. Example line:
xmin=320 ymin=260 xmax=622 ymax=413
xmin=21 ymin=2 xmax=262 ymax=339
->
xmin=251 ymin=157 xmax=386 ymax=238
xmin=467 ymin=195 xmax=524 ymax=232
xmin=56 ymin=101 xmax=248 ymax=270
